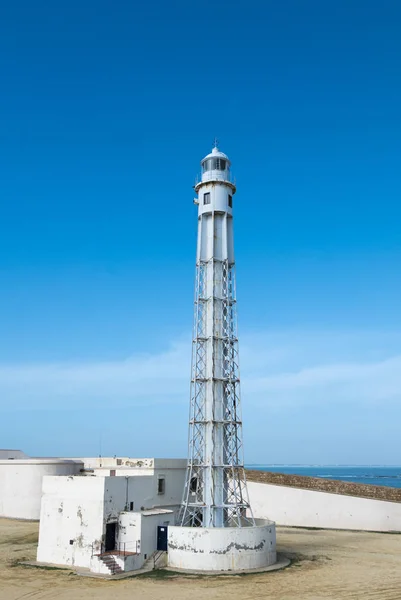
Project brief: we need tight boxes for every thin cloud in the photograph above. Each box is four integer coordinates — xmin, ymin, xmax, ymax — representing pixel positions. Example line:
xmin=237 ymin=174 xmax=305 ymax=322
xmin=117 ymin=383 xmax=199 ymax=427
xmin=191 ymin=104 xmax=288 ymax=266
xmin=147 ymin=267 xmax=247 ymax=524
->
xmin=245 ymin=355 xmax=401 ymax=406
xmin=0 ymin=331 xmax=400 ymax=410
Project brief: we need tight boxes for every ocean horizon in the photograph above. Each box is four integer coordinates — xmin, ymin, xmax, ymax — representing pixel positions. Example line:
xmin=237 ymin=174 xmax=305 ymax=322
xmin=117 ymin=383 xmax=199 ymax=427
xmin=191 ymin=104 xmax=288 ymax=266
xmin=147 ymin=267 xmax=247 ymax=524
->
xmin=246 ymin=465 xmax=401 ymax=488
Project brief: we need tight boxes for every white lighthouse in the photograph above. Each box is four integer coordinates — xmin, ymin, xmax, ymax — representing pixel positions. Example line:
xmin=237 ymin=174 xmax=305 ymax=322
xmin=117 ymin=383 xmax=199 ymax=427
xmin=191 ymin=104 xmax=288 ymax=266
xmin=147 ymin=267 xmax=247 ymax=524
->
xmin=179 ymin=143 xmax=252 ymax=529
xmin=168 ymin=143 xmax=277 ymax=572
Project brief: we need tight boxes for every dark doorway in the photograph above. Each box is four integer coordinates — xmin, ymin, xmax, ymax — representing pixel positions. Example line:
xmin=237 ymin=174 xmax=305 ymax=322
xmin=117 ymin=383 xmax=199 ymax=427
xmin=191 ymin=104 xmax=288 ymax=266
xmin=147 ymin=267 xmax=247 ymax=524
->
xmin=105 ymin=522 xmax=117 ymax=552
xmin=157 ymin=526 xmax=168 ymax=551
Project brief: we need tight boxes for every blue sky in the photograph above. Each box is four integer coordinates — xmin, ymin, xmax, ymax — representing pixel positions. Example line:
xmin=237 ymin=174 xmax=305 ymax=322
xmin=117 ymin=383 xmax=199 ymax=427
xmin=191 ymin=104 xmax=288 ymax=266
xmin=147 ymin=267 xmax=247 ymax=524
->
xmin=0 ymin=1 xmax=400 ymax=463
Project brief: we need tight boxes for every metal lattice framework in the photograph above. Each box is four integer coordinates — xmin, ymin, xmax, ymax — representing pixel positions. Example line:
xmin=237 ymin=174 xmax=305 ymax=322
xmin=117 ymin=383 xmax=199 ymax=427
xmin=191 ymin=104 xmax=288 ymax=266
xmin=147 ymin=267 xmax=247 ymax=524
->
xmin=179 ymin=246 xmax=254 ymax=528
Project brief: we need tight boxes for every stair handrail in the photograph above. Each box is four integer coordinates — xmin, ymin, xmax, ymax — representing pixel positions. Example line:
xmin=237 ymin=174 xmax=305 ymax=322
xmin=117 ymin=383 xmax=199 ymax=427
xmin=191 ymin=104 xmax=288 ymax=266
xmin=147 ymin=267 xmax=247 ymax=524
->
xmin=115 ymin=540 xmax=139 ymax=555
xmin=153 ymin=549 xmax=165 ymax=569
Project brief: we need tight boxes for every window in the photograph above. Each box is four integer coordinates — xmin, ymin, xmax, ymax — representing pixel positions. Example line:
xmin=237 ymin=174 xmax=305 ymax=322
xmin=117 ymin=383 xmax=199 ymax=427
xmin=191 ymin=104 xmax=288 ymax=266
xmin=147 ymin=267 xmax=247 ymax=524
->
xmin=110 ymin=469 xmax=116 ymax=477
xmin=129 ymin=501 xmax=134 ymax=511
xmin=228 ymin=194 xmax=232 ymax=208
xmin=202 ymin=159 xmax=212 ymax=172
xmin=158 ymin=477 xmax=165 ymax=495
xmin=203 ymin=192 xmax=211 ymax=205
xmin=190 ymin=476 xmax=198 ymax=493
xmin=202 ymin=158 xmax=227 ymax=172
xmin=69 ymin=539 xmax=74 ymax=545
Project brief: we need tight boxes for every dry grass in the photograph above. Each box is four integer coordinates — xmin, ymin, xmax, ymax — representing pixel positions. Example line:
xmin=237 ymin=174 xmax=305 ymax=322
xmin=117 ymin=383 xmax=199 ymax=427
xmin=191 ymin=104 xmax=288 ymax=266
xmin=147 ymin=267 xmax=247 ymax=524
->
xmin=1 ymin=517 xmax=401 ymax=599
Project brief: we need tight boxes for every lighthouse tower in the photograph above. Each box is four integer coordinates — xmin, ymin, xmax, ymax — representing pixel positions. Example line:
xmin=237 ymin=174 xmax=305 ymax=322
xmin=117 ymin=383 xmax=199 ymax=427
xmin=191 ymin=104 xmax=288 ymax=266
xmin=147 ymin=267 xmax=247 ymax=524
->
xmin=180 ymin=143 xmax=253 ymax=529
xmin=168 ymin=144 xmax=277 ymax=572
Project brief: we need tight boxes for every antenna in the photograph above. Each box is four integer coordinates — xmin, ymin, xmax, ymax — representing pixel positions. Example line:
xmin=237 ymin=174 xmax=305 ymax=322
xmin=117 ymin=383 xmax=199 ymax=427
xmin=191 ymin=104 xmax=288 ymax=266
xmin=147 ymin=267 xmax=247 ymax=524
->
xmin=213 ymin=136 xmax=219 ymax=149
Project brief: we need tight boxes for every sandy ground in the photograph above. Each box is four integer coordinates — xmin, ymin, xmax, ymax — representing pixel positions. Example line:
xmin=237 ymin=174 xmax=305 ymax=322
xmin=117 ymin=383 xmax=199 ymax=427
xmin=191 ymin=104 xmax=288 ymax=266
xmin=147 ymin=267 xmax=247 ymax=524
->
xmin=1 ymin=518 xmax=401 ymax=600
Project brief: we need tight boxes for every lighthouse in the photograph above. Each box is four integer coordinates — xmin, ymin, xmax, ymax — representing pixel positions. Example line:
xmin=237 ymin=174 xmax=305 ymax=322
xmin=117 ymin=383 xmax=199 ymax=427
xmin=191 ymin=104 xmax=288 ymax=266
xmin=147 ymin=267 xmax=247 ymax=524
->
xmin=179 ymin=143 xmax=253 ymax=529
xmin=167 ymin=144 xmax=276 ymax=572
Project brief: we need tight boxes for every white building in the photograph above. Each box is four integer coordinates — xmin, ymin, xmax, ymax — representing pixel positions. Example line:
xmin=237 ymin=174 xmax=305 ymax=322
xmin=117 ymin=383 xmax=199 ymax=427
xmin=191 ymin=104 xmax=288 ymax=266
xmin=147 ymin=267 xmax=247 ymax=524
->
xmin=36 ymin=457 xmax=186 ymax=574
xmin=0 ymin=454 xmax=185 ymax=521
xmin=0 ymin=449 xmax=29 ymax=460
xmin=0 ymin=457 xmax=83 ymax=520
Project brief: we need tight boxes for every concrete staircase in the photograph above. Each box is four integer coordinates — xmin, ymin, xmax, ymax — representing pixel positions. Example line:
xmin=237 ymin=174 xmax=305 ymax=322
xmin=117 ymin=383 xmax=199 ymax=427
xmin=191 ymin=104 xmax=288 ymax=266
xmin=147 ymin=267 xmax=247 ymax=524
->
xmin=98 ymin=553 xmax=123 ymax=575
xmin=142 ymin=550 xmax=167 ymax=570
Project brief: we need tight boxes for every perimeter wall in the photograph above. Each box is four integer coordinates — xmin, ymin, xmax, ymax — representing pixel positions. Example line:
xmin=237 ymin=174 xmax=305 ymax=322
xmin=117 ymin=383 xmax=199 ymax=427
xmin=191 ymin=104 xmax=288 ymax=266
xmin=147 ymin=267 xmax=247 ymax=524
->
xmin=248 ymin=481 xmax=401 ymax=532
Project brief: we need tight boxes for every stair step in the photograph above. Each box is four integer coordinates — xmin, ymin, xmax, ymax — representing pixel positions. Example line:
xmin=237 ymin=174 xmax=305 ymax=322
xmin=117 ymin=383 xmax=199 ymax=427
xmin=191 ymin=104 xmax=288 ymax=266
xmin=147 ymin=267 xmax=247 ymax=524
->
xmin=99 ymin=554 xmax=123 ymax=574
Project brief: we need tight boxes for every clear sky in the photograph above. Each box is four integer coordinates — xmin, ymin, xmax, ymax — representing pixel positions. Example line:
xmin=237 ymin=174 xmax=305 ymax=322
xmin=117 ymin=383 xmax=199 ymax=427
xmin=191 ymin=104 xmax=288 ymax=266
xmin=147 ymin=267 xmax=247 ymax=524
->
xmin=1 ymin=0 xmax=400 ymax=464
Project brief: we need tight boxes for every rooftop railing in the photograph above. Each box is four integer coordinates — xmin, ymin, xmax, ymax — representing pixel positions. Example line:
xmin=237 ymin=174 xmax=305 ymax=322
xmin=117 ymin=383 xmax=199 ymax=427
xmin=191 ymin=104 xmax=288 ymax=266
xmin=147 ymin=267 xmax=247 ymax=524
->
xmin=194 ymin=170 xmax=236 ymax=187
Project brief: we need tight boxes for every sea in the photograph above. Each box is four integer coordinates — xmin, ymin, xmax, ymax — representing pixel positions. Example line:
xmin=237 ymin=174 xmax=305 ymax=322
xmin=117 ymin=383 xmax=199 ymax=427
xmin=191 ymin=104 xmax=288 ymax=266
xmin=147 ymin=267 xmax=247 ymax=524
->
xmin=246 ymin=465 xmax=401 ymax=489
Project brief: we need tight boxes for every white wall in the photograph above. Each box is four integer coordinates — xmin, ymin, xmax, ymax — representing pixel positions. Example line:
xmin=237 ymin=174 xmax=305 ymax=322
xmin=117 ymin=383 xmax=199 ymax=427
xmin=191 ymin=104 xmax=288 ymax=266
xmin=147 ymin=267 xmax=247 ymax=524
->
xmin=168 ymin=520 xmax=276 ymax=572
xmin=77 ymin=457 xmax=155 ymax=470
xmin=103 ymin=475 xmax=160 ymax=514
xmin=118 ymin=511 xmax=141 ymax=554
xmin=152 ymin=467 xmax=185 ymax=510
xmin=37 ymin=476 xmax=107 ymax=568
xmin=37 ymin=476 xmax=135 ymax=568
xmin=82 ymin=458 xmax=186 ymax=512
xmin=248 ymin=481 xmax=401 ymax=532
xmin=90 ymin=510 xmax=175 ymax=574
xmin=140 ymin=511 xmax=174 ymax=563
xmin=91 ymin=466 xmax=185 ymax=511
xmin=118 ymin=510 xmax=174 ymax=569
xmin=153 ymin=459 xmax=187 ymax=470
xmin=93 ymin=467 xmax=154 ymax=477
xmin=0 ymin=459 xmax=83 ymax=520
xmin=37 ymin=474 xmax=179 ymax=571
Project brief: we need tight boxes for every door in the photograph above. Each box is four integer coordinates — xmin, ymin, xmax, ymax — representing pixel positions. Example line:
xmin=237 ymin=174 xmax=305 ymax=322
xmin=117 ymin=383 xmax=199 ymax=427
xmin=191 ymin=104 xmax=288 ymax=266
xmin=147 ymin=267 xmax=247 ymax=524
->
xmin=157 ymin=525 xmax=168 ymax=551
xmin=105 ymin=522 xmax=117 ymax=552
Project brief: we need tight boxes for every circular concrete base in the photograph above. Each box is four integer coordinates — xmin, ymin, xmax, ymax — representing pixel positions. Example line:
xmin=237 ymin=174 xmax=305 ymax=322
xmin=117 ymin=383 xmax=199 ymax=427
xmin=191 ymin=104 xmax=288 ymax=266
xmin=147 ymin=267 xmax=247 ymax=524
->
xmin=168 ymin=519 xmax=277 ymax=573
xmin=164 ymin=553 xmax=290 ymax=576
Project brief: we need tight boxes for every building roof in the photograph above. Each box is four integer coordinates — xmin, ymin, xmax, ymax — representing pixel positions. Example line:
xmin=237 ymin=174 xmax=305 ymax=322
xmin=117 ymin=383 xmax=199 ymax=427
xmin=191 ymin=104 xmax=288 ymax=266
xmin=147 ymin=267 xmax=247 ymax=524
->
xmin=0 ymin=449 xmax=29 ymax=459
xmin=201 ymin=146 xmax=229 ymax=162
xmin=141 ymin=508 xmax=174 ymax=516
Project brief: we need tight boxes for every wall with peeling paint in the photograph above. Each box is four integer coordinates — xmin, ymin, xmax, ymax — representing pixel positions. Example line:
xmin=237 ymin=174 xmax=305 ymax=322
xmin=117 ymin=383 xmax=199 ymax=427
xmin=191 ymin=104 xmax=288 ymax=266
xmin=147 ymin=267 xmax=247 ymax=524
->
xmin=140 ymin=511 xmax=174 ymax=563
xmin=248 ymin=481 xmax=401 ymax=532
xmin=36 ymin=470 xmax=182 ymax=572
xmin=168 ymin=520 xmax=276 ymax=571
xmin=117 ymin=510 xmax=174 ymax=569
xmin=37 ymin=475 xmax=157 ymax=569
xmin=118 ymin=511 xmax=142 ymax=552
xmin=37 ymin=476 xmax=107 ymax=568
xmin=0 ymin=455 xmax=185 ymax=522
xmin=71 ymin=457 xmax=186 ymax=473
xmin=0 ymin=459 xmax=83 ymax=520
xmin=76 ymin=457 xmax=156 ymax=470
xmin=74 ymin=457 xmax=186 ymax=513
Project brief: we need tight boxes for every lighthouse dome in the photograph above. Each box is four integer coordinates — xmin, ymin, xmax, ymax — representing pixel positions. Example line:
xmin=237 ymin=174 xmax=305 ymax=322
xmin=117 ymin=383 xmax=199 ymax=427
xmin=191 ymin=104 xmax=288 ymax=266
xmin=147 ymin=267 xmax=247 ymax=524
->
xmin=201 ymin=145 xmax=231 ymax=173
